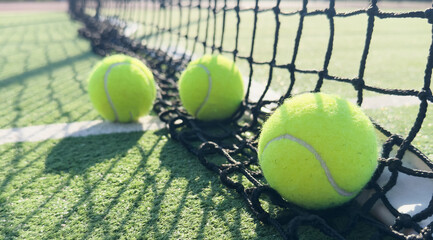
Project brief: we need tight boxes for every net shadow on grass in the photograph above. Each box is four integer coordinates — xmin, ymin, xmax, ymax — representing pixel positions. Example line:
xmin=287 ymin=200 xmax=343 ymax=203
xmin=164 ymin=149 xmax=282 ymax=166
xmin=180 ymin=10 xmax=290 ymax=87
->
xmin=0 ymin=51 xmax=93 ymax=89
xmin=45 ymin=131 xmax=144 ymax=174
xmin=2 ymin=129 xmax=271 ymax=239
xmin=0 ymin=140 xmax=73 ymax=238
xmin=0 ymin=19 xmax=71 ymax=30
xmin=0 ymin=13 xmax=101 ymax=129
xmin=21 ymin=131 xmax=162 ymax=239
xmin=0 ymin=141 xmax=48 ymax=198
xmin=0 ymin=141 xmax=42 ymax=238
xmin=70 ymin=131 xmax=163 ymax=239
xmin=43 ymin=129 xmax=254 ymax=239
xmin=1 ymin=131 xmax=146 ymax=238
xmin=134 ymin=135 xmax=274 ymax=239
xmin=0 ymin=50 xmax=98 ymax=129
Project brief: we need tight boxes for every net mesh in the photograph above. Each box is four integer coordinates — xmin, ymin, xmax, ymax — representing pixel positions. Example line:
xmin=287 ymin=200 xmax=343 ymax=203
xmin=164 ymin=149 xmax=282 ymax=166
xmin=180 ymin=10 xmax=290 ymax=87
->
xmin=69 ymin=0 xmax=433 ymax=239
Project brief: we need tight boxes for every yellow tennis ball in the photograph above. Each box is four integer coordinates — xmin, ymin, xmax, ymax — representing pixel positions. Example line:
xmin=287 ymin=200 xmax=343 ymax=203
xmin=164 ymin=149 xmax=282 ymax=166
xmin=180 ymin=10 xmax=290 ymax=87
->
xmin=178 ymin=54 xmax=244 ymax=121
xmin=87 ymin=54 xmax=156 ymax=123
xmin=258 ymin=93 xmax=378 ymax=209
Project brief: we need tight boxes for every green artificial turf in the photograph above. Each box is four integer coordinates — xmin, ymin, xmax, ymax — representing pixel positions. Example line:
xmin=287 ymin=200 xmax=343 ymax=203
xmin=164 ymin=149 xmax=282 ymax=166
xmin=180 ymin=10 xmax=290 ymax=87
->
xmin=0 ymin=130 xmax=310 ymax=239
xmin=0 ymin=12 xmax=101 ymax=129
xmin=0 ymin=129 xmax=393 ymax=240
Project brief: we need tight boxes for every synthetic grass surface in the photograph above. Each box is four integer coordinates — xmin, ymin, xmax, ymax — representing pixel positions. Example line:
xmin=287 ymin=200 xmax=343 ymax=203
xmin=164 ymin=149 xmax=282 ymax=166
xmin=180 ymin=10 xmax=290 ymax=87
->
xmin=1 ymin=130 xmax=353 ymax=240
xmin=0 ymin=12 xmax=101 ymax=129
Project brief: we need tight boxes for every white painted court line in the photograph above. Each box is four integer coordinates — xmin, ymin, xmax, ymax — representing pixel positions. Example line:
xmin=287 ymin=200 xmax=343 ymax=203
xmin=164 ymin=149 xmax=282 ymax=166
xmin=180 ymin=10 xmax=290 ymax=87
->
xmin=354 ymin=95 xmax=421 ymax=110
xmin=162 ymin=44 xmax=423 ymax=109
xmin=0 ymin=116 xmax=165 ymax=145
xmin=357 ymin=146 xmax=433 ymax=232
xmin=0 ymin=94 xmax=421 ymax=145
xmin=248 ymin=79 xmax=421 ymax=109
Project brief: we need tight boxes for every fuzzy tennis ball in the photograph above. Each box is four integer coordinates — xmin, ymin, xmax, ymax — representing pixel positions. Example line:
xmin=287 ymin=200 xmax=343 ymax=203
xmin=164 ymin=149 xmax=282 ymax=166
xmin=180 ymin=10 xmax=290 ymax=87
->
xmin=178 ymin=54 xmax=244 ymax=121
xmin=87 ymin=54 xmax=156 ymax=122
xmin=258 ymin=93 xmax=378 ymax=209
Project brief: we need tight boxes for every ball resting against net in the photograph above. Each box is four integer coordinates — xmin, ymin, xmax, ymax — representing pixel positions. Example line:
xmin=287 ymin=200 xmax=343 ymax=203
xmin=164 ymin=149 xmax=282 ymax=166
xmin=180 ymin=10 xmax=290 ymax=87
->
xmin=87 ymin=54 xmax=156 ymax=123
xmin=258 ymin=93 xmax=379 ymax=209
xmin=178 ymin=54 xmax=245 ymax=121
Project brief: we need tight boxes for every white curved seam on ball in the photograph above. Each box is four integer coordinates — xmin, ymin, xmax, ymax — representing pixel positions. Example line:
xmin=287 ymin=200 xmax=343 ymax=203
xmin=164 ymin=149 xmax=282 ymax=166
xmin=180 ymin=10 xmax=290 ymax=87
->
xmin=104 ymin=62 xmax=130 ymax=122
xmin=263 ymin=134 xmax=355 ymax=197
xmin=105 ymin=62 xmax=149 ymax=122
xmin=193 ymin=64 xmax=212 ymax=118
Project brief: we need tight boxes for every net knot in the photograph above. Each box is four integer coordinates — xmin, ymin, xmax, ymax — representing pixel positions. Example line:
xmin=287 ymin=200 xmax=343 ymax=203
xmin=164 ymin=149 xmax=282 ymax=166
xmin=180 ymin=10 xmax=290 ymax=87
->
xmin=288 ymin=63 xmax=295 ymax=72
xmin=425 ymin=8 xmax=433 ymax=24
xmin=395 ymin=214 xmax=413 ymax=229
xmin=351 ymin=78 xmax=364 ymax=91
xmin=325 ymin=8 xmax=336 ymax=18
xmin=273 ymin=7 xmax=280 ymax=14
xmin=367 ymin=5 xmax=379 ymax=16
xmin=299 ymin=9 xmax=307 ymax=17
xmin=386 ymin=157 xmax=402 ymax=172
xmin=318 ymin=70 xmax=328 ymax=78
xmin=418 ymin=89 xmax=432 ymax=101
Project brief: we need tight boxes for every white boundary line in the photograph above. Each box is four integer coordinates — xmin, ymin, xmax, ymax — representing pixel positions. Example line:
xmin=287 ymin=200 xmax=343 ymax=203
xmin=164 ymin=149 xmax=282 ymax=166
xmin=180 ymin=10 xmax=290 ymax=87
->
xmin=162 ymin=45 xmax=422 ymax=109
xmin=0 ymin=94 xmax=420 ymax=145
xmin=0 ymin=81 xmax=420 ymax=146
xmin=0 ymin=116 xmax=165 ymax=145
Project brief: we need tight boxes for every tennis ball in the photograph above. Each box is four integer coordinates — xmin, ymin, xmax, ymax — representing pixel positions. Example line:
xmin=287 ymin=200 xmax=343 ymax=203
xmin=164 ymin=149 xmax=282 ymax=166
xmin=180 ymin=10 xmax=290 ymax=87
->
xmin=178 ymin=54 xmax=244 ymax=121
xmin=258 ymin=93 xmax=378 ymax=209
xmin=87 ymin=54 xmax=156 ymax=122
